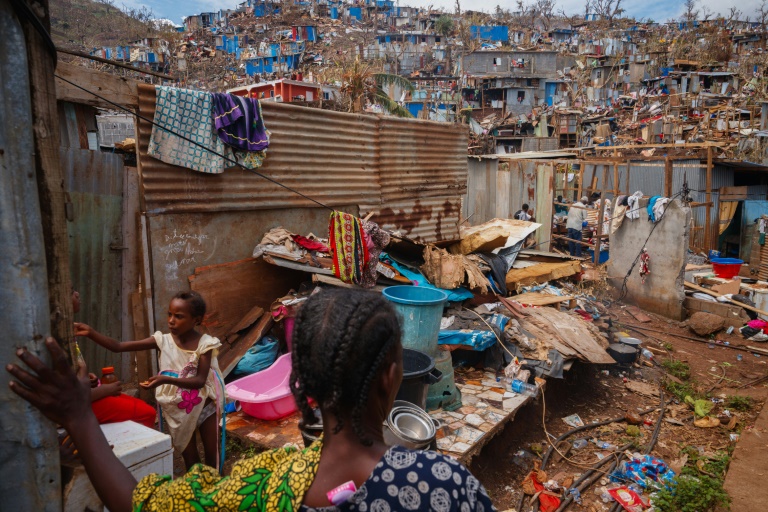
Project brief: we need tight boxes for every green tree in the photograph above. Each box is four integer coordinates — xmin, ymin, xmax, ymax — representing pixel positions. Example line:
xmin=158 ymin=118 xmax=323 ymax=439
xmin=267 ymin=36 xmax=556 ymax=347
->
xmin=340 ymin=58 xmax=414 ymax=117
xmin=436 ymin=15 xmax=454 ymax=37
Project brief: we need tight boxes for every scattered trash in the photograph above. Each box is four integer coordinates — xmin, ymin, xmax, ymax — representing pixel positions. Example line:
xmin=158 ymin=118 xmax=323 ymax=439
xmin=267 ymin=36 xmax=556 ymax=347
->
xmin=608 ymin=486 xmax=649 ymax=512
xmin=730 ymin=433 xmax=740 ymax=442
xmin=737 ymin=354 xmax=743 ymax=361
xmin=593 ymin=439 xmax=617 ymax=450
xmin=610 ymin=454 xmax=676 ymax=490
xmin=693 ymin=416 xmax=721 ymax=428
xmin=568 ymin=487 xmax=582 ymax=505
xmin=624 ymin=411 xmax=643 ymax=425
xmin=572 ymin=439 xmax=588 ymax=450
xmin=563 ymin=414 xmax=585 ymax=428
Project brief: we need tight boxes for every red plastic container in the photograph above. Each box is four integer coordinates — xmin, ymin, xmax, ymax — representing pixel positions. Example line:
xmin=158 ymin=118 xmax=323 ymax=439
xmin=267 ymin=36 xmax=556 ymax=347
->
xmin=711 ymin=258 xmax=743 ymax=279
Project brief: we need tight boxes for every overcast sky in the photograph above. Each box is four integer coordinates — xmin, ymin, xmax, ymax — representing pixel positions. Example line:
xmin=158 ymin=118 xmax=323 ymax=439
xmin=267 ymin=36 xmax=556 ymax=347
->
xmin=132 ymin=0 xmax=765 ymax=26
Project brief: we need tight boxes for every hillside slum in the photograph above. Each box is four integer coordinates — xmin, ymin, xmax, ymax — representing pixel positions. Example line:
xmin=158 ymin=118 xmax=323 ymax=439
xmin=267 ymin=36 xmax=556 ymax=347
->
xmin=30 ymin=51 xmax=768 ymax=511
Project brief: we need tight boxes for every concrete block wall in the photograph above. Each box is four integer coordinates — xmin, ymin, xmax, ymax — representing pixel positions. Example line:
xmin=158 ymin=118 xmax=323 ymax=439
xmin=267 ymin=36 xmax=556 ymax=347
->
xmin=608 ymin=198 xmax=691 ymax=320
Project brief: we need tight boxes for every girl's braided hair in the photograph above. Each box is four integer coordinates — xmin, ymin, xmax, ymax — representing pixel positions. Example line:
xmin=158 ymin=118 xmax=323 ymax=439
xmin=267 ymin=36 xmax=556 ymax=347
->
xmin=290 ymin=288 xmax=402 ymax=445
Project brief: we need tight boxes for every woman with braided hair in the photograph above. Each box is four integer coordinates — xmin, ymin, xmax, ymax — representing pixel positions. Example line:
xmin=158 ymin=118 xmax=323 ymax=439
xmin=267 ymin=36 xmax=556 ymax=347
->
xmin=8 ymin=288 xmax=496 ymax=512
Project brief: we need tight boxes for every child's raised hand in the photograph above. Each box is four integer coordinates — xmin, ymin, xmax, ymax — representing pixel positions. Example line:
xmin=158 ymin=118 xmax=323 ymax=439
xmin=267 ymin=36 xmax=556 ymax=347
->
xmin=74 ymin=322 xmax=93 ymax=338
xmin=139 ymin=375 xmax=165 ymax=390
xmin=6 ymin=338 xmax=92 ymax=430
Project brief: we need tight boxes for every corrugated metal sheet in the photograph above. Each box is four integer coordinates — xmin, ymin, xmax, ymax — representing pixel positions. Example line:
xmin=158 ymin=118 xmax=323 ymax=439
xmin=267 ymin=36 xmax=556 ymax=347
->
xmin=137 ymin=83 xmax=380 ymax=213
xmin=62 ymin=148 xmax=124 ymax=373
xmin=137 ymin=84 xmax=468 ymax=244
xmin=377 ymin=117 xmax=467 ymax=202
xmin=521 ymin=137 xmax=559 ymax=152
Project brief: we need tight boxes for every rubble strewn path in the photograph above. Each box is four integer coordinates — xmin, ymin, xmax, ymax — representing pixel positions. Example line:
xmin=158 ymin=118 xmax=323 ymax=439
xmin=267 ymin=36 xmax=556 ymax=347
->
xmin=723 ymin=389 xmax=768 ymax=512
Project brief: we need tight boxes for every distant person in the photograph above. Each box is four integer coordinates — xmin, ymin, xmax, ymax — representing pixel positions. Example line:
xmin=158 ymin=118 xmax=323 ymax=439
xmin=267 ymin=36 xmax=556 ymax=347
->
xmin=566 ymin=196 xmax=589 ymax=257
xmin=555 ymin=195 xmax=569 ymax=215
xmin=514 ymin=203 xmax=532 ymax=221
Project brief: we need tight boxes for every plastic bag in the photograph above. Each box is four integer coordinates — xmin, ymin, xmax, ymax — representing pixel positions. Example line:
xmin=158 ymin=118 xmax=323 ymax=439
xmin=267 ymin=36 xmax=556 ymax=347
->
xmin=607 ymin=486 xmax=648 ymax=512
xmin=231 ymin=335 xmax=280 ymax=379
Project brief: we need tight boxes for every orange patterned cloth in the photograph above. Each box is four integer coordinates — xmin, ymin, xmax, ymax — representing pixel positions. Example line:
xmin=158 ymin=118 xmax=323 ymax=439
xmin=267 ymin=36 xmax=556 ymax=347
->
xmin=329 ymin=211 xmax=369 ymax=285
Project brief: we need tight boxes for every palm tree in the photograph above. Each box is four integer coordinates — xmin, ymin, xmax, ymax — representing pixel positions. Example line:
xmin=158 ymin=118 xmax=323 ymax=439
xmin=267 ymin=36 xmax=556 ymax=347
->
xmin=435 ymin=15 xmax=454 ymax=37
xmin=340 ymin=57 xmax=415 ymax=117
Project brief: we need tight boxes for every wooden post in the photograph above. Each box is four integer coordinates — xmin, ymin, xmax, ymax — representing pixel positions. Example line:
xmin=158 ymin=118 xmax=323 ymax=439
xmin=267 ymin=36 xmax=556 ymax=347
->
xmin=626 ymin=159 xmax=631 ymax=195
xmin=664 ymin=156 xmax=673 ymax=197
xmin=704 ymin=146 xmax=714 ymax=251
xmin=21 ymin=0 xmax=74 ymax=355
xmin=595 ymin=190 xmax=607 ymax=265
xmin=577 ymin=163 xmax=584 ymax=200
xmin=613 ymin=161 xmax=619 ymax=196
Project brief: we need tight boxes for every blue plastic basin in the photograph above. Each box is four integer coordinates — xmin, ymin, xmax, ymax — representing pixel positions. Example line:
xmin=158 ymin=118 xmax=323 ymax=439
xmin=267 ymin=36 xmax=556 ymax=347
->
xmin=383 ymin=286 xmax=448 ymax=305
xmin=383 ymin=286 xmax=447 ymax=357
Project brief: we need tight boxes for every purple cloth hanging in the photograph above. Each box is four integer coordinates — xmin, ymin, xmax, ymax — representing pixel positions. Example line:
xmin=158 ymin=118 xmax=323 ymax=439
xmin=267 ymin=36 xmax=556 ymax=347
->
xmin=210 ymin=93 xmax=269 ymax=152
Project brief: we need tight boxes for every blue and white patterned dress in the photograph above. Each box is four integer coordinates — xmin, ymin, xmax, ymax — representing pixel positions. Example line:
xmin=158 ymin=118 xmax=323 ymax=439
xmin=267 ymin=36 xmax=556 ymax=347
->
xmin=301 ymin=446 xmax=497 ymax=512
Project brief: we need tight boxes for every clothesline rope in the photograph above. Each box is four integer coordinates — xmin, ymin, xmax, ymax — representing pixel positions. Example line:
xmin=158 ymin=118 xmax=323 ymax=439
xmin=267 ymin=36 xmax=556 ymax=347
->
xmin=54 ymin=74 xmax=335 ymax=212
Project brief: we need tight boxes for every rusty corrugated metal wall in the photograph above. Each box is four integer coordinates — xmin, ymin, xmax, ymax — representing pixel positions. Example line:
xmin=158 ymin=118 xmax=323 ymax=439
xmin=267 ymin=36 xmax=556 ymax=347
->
xmin=136 ymin=84 xmax=467 ymax=240
xmin=135 ymin=84 xmax=468 ymax=328
xmin=62 ymin=148 xmax=124 ymax=373
xmin=137 ymin=84 xmax=381 ymax=213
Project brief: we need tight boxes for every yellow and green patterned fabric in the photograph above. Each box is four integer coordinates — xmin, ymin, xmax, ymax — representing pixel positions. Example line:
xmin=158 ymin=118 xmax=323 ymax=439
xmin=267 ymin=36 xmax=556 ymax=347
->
xmin=133 ymin=440 xmax=322 ymax=512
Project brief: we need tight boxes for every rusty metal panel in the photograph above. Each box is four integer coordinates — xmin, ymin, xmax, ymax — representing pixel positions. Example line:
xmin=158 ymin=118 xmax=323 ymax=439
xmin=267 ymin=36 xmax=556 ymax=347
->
xmin=361 ymin=196 xmax=462 ymax=243
xmin=61 ymin=148 xmax=124 ymax=373
xmin=137 ymin=83 xmax=380 ymax=214
xmin=377 ymin=117 xmax=468 ymax=202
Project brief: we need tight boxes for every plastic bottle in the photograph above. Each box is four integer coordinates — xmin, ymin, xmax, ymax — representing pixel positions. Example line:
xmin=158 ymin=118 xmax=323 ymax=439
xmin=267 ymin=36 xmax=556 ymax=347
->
xmin=510 ymin=379 xmax=539 ymax=397
xmin=101 ymin=366 xmax=118 ymax=385
xmin=572 ymin=439 xmax=588 ymax=450
xmin=640 ymin=349 xmax=654 ymax=361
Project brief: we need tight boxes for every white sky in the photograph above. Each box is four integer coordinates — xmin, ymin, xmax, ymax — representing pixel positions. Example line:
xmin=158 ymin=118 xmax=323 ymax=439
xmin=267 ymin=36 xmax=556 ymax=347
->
xmin=126 ymin=0 xmax=766 ymax=26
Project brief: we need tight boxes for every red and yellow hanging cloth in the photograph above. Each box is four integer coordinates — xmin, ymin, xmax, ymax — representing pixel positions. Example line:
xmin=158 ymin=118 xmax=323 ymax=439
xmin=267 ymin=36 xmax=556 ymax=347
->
xmin=329 ymin=211 xmax=369 ymax=285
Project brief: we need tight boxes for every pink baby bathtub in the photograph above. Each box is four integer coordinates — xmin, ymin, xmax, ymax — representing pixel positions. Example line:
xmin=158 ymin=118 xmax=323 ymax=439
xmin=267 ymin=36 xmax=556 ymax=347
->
xmin=226 ymin=353 xmax=298 ymax=420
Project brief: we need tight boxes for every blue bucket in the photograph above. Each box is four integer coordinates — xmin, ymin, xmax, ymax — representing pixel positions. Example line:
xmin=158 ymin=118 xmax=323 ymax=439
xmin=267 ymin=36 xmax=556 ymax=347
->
xmin=383 ymin=286 xmax=447 ymax=358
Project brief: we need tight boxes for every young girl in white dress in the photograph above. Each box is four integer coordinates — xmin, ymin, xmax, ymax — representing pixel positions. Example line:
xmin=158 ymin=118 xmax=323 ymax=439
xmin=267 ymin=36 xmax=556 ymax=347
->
xmin=75 ymin=291 xmax=225 ymax=470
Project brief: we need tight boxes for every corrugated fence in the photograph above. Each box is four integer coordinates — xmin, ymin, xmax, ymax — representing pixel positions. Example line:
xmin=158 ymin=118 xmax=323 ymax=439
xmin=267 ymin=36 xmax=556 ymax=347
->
xmin=136 ymin=84 xmax=468 ymax=242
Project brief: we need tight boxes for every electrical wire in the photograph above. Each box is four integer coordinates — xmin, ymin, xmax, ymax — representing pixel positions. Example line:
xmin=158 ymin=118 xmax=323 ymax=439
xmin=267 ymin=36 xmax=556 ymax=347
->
xmin=54 ymin=74 xmax=336 ymax=212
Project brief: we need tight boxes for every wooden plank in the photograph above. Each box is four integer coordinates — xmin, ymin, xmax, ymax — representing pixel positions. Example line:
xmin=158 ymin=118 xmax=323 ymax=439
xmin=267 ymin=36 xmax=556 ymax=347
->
xmin=705 ymin=146 xmax=713 ymax=250
xmin=514 ymin=292 xmax=576 ymax=307
xmin=526 ymin=308 xmax=614 ymax=364
xmin=505 ymin=260 xmax=582 ymax=289
xmin=685 ymin=281 xmax=768 ymax=317
xmin=311 ymin=273 xmax=387 ymax=291
xmin=228 ymin=305 xmax=266 ymax=335
xmin=189 ymin=257 xmax=305 ymax=339
xmin=219 ymin=312 xmax=273 ymax=377
xmin=55 ymin=61 xmax=139 ymax=109
xmin=720 ymin=186 xmax=749 ymax=201
xmin=263 ymin=255 xmax=334 ymax=275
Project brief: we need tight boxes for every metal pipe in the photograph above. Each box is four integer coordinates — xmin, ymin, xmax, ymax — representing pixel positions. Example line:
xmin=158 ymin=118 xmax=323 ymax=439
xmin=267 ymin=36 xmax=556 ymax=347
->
xmin=0 ymin=0 xmax=61 ymax=509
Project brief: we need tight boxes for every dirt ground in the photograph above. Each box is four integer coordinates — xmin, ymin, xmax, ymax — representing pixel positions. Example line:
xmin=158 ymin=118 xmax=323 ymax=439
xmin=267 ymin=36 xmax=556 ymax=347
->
xmin=178 ymin=303 xmax=768 ymax=511
xmin=471 ymin=304 xmax=767 ymax=511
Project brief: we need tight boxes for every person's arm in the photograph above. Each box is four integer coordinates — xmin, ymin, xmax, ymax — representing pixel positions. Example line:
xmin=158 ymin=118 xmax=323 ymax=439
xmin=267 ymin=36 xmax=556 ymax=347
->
xmin=91 ymin=381 xmax=122 ymax=402
xmin=75 ymin=323 xmax=157 ymax=353
xmin=7 ymin=339 xmax=136 ymax=512
xmin=140 ymin=351 xmax=212 ymax=391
